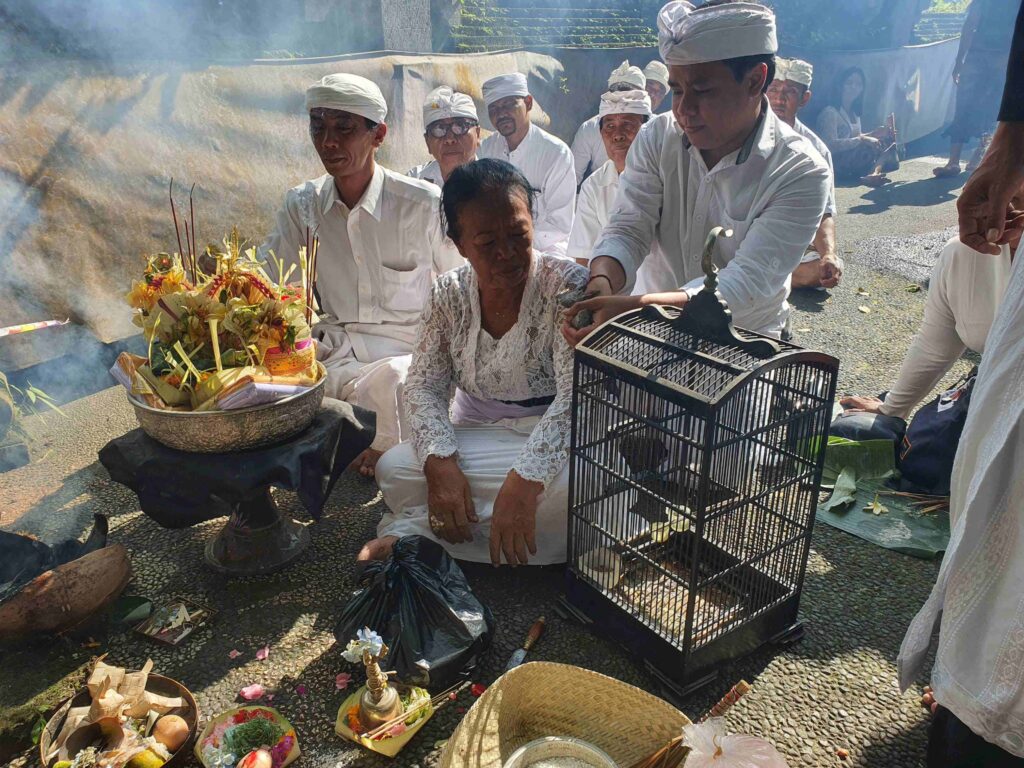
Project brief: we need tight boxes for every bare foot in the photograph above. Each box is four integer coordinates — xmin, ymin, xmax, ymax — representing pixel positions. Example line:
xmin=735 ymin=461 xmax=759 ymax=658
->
xmin=357 ymin=535 xmax=398 ymax=562
xmin=349 ymin=448 xmax=383 ymax=478
xmin=921 ymin=685 xmax=938 ymax=715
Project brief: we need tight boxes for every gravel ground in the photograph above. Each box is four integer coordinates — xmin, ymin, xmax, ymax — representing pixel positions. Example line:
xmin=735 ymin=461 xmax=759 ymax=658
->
xmin=2 ymin=156 xmax=972 ymax=768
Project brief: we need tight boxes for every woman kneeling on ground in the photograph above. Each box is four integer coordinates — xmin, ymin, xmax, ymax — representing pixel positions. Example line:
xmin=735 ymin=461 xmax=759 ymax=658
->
xmin=360 ymin=159 xmax=587 ymax=567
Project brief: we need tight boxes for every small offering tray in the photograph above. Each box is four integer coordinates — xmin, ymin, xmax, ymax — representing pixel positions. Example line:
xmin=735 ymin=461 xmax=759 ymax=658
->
xmin=335 ymin=684 xmax=434 ymax=758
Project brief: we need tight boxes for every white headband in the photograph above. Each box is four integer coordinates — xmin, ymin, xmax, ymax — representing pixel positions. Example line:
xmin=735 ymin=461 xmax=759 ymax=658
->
xmin=306 ymin=73 xmax=387 ymax=124
xmin=644 ymin=60 xmax=670 ymax=88
xmin=599 ymin=89 xmax=653 ymax=118
xmin=608 ymin=60 xmax=646 ymax=90
xmin=482 ymin=73 xmax=529 ymax=106
xmin=423 ymin=86 xmax=478 ymax=128
xmin=658 ymin=1 xmax=777 ymax=67
xmin=786 ymin=58 xmax=813 ymax=87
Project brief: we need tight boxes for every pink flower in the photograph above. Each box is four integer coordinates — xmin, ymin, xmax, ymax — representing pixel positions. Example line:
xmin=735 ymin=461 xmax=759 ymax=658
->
xmin=256 ymin=645 xmax=270 ymax=661
xmin=228 ymin=649 xmax=243 ymax=659
xmin=239 ymin=684 xmax=265 ymax=701
xmin=335 ymin=673 xmax=353 ymax=691
xmin=295 ymin=684 xmax=308 ymax=697
xmin=388 ymin=722 xmax=408 ymax=737
xmin=266 ymin=693 xmax=275 ymax=702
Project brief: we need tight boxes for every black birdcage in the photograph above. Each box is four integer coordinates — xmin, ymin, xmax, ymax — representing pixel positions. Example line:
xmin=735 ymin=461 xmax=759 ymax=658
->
xmin=562 ymin=229 xmax=839 ymax=699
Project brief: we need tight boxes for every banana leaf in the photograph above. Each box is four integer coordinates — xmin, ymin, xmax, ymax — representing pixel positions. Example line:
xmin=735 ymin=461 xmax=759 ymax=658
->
xmin=822 ymin=436 xmax=896 ymax=486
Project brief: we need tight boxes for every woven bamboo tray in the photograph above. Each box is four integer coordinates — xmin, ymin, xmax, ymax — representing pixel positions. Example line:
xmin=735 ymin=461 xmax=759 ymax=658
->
xmin=440 ymin=662 xmax=690 ymax=768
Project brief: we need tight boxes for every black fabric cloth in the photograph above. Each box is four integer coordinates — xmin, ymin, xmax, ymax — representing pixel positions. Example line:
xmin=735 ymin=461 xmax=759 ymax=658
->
xmin=997 ymin=1 xmax=1024 ymax=120
xmin=830 ymin=411 xmax=907 ymax=444
xmin=928 ymin=706 xmax=1024 ymax=767
xmin=99 ymin=399 xmax=375 ymax=529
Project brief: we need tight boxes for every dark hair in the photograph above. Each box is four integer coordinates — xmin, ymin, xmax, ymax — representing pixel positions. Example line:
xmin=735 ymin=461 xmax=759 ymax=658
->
xmin=721 ymin=54 xmax=776 ymax=94
xmin=832 ymin=66 xmax=866 ymax=117
xmin=363 ymin=118 xmax=379 ymax=130
xmin=440 ymin=159 xmax=537 ymax=242
xmin=598 ymin=113 xmax=651 ymax=131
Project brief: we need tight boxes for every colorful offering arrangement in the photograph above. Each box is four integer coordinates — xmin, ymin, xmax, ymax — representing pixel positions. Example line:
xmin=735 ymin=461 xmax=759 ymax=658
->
xmin=114 ymin=225 xmax=322 ymax=412
xmin=195 ymin=707 xmax=299 ymax=768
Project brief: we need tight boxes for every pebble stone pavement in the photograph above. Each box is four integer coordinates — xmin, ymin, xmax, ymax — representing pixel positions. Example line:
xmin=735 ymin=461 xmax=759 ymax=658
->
xmin=1 ymin=157 xmax=975 ymax=768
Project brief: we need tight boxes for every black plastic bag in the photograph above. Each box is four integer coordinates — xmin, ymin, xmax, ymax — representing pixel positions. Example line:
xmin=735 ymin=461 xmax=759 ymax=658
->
xmin=334 ymin=536 xmax=494 ymax=691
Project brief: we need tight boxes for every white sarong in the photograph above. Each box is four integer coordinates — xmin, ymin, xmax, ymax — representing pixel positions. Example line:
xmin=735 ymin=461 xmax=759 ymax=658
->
xmin=375 ymin=416 xmax=571 ymax=564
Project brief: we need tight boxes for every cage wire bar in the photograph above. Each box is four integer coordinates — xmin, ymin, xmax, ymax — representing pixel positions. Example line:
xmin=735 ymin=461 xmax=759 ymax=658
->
xmin=561 ymin=235 xmax=839 ymax=699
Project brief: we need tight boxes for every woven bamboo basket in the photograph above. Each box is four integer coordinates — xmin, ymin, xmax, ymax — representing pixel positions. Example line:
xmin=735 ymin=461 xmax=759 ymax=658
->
xmin=440 ymin=662 xmax=691 ymax=768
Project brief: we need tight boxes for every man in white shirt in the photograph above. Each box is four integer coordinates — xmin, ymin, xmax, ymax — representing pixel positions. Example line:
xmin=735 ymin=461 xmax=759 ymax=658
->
xmin=644 ymin=60 xmax=671 ymax=113
xmin=570 ymin=61 xmax=647 ymax=186
xmin=262 ymin=73 xmax=463 ymax=476
xmin=478 ymin=72 xmax=576 ymax=256
xmin=562 ymin=0 xmax=830 ymax=342
xmin=407 ymin=85 xmax=481 ymax=188
xmin=768 ymin=58 xmax=843 ymax=290
xmin=567 ymin=89 xmax=652 ymax=266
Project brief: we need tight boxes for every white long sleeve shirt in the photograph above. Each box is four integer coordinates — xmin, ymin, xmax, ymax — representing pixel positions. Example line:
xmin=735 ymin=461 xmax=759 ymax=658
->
xmin=593 ymin=104 xmax=830 ymax=337
xmin=406 ymin=159 xmax=445 ymax=188
xmin=793 ymin=118 xmax=836 ymax=217
xmin=898 ymin=244 xmax=1024 ymax=757
xmin=565 ymin=159 xmax=663 ymax=293
xmin=879 ymin=238 xmax=1012 ymax=419
xmin=570 ymin=114 xmax=607 ymax=185
xmin=479 ymin=123 xmax=577 ymax=255
xmin=260 ymin=166 xmax=463 ymax=358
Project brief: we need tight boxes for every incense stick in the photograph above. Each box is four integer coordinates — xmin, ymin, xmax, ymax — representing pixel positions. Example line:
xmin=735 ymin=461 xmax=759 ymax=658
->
xmin=168 ymin=179 xmax=185 ymax=266
xmin=189 ymin=182 xmax=198 ymax=280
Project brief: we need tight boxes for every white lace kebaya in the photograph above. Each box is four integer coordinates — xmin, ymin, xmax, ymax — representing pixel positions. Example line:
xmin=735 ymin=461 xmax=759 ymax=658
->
xmin=374 ymin=252 xmax=588 ymax=564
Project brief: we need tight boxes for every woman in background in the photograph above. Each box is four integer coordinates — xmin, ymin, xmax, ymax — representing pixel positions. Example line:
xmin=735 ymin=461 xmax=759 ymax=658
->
xmin=816 ymin=67 xmax=898 ymax=187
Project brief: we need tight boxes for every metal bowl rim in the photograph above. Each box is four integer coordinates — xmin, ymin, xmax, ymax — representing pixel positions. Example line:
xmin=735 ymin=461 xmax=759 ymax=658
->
xmin=128 ymin=362 xmax=326 ymax=417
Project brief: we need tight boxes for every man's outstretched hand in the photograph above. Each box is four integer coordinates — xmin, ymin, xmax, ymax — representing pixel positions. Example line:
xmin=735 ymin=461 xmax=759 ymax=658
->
xmin=958 ymin=122 xmax=1024 ymax=255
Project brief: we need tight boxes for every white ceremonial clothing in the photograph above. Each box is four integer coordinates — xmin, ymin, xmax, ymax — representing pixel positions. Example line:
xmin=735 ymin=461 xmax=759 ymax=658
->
xmin=375 ymin=253 xmax=588 ymax=563
xmin=793 ymin=118 xmax=836 ymax=217
xmin=879 ymin=238 xmax=1012 ymax=420
xmin=898 ymin=242 xmax=1024 ymax=757
xmin=260 ymin=166 xmax=463 ymax=451
xmin=593 ymin=104 xmax=830 ymax=337
xmin=571 ymin=114 xmax=607 ymax=185
xmin=566 ymin=160 xmax=662 ymax=293
xmin=479 ymin=123 xmax=576 ymax=255
xmin=376 ymin=423 xmax=571 ymax=564
xmin=406 ymin=160 xmax=445 ymax=188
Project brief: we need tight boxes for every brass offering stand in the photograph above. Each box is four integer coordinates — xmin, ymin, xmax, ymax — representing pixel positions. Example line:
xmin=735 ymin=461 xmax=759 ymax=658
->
xmin=357 ymin=643 xmax=404 ymax=729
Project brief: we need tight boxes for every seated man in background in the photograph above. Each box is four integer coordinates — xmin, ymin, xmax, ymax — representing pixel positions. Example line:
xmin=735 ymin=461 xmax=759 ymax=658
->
xmin=644 ymin=60 xmax=671 ymax=113
xmin=567 ymin=89 xmax=653 ymax=266
xmin=479 ymin=72 xmax=576 ymax=257
xmin=562 ymin=0 xmax=830 ymax=343
xmin=407 ymin=85 xmax=481 ymax=188
xmin=571 ymin=61 xmax=648 ymax=186
xmin=768 ymin=58 xmax=842 ymax=290
xmin=261 ymin=73 xmax=463 ymax=476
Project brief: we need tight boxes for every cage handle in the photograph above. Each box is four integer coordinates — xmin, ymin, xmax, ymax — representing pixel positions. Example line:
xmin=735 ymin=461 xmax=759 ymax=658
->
xmin=669 ymin=226 xmax=781 ymax=359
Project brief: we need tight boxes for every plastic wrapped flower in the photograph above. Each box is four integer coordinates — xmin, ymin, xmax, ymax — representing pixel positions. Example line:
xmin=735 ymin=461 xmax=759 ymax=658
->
xmin=681 ymin=718 xmax=789 ymax=768
xmin=342 ymin=627 xmax=384 ymax=662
